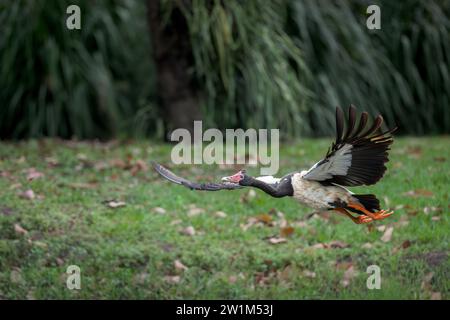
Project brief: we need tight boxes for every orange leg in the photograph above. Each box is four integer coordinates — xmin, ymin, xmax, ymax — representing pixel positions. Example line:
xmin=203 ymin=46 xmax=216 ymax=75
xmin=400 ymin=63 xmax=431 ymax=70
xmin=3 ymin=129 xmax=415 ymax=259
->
xmin=334 ymin=208 xmax=373 ymax=224
xmin=346 ymin=203 xmax=394 ymax=221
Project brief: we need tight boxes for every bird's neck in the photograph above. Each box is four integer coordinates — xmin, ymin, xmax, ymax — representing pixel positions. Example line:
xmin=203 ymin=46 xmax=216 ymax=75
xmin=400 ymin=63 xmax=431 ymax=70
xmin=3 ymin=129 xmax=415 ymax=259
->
xmin=246 ymin=177 xmax=289 ymax=198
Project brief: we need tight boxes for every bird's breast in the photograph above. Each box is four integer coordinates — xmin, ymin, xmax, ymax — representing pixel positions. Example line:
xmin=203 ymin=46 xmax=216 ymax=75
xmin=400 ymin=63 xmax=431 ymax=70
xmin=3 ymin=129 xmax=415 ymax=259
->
xmin=291 ymin=173 xmax=350 ymax=210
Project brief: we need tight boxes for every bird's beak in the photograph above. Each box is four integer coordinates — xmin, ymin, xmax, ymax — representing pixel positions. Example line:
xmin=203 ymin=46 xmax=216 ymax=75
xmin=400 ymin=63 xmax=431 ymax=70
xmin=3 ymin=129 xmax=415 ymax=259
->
xmin=221 ymin=172 xmax=242 ymax=183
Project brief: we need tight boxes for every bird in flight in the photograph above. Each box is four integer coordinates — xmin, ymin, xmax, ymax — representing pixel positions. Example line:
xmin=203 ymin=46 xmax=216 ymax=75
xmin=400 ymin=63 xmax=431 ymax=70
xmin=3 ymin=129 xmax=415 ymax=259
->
xmin=153 ymin=106 xmax=396 ymax=224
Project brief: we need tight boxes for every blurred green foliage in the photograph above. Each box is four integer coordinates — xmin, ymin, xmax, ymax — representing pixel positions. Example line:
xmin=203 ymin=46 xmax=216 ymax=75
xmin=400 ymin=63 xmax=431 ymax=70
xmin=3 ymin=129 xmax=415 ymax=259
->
xmin=0 ymin=0 xmax=156 ymax=139
xmin=0 ymin=0 xmax=449 ymax=139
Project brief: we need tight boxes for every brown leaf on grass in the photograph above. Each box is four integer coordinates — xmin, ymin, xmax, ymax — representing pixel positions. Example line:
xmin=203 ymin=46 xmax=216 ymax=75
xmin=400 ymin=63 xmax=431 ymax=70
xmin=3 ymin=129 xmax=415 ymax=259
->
xmin=430 ymin=292 xmax=442 ymax=300
xmin=153 ymin=207 xmax=166 ymax=215
xmin=104 ymin=200 xmax=126 ymax=208
xmin=14 ymin=223 xmax=28 ymax=235
xmin=302 ymin=270 xmax=316 ymax=278
xmin=256 ymin=213 xmax=273 ymax=225
xmin=18 ymin=189 xmax=35 ymax=200
xmin=361 ymin=242 xmax=373 ymax=249
xmin=130 ymin=159 xmax=148 ymax=176
xmin=110 ymin=158 xmax=127 ymax=169
xmin=433 ymin=157 xmax=446 ymax=162
xmin=45 ymin=157 xmax=59 ymax=167
xmin=180 ymin=226 xmax=196 ymax=236
xmin=406 ymin=146 xmax=422 ymax=158
xmin=174 ymin=259 xmax=188 ymax=272
xmin=214 ymin=211 xmax=227 ymax=218
xmin=327 ymin=240 xmax=349 ymax=249
xmin=240 ymin=217 xmax=258 ymax=231
xmin=164 ymin=275 xmax=181 ymax=284
xmin=310 ymin=241 xmax=349 ymax=250
xmin=401 ymin=240 xmax=412 ymax=249
xmin=381 ymin=226 xmax=394 ymax=242
xmin=170 ymin=219 xmax=182 ymax=226
xmin=267 ymin=237 xmax=287 ymax=244
xmin=26 ymin=168 xmax=44 ymax=181
xmin=424 ymin=206 xmax=442 ymax=215
xmin=280 ymin=226 xmax=295 ymax=237
xmin=187 ymin=205 xmax=204 ymax=217
xmin=403 ymin=189 xmax=434 ymax=198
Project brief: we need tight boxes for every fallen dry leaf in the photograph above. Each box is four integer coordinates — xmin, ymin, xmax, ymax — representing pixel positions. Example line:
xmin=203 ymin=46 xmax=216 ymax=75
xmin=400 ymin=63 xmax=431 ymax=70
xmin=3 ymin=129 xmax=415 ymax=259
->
xmin=327 ymin=240 xmax=349 ymax=249
xmin=153 ymin=207 xmax=166 ymax=214
xmin=18 ymin=189 xmax=35 ymax=200
xmin=381 ymin=226 xmax=394 ymax=242
xmin=45 ymin=157 xmax=59 ymax=167
xmin=164 ymin=275 xmax=181 ymax=284
xmin=267 ymin=237 xmax=287 ymax=244
xmin=174 ymin=259 xmax=188 ymax=272
xmin=361 ymin=242 xmax=373 ymax=249
xmin=105 ymin=200 xmax=126 ymax=208
xmin=431 ymin=216 xmax=441 ymax=221
xmin=256 ymin=214 xmax=273 ymax=225
xmin=14 ymin=223 xmax=28 ymax=235
xmin=377 ymin=225 xmax=386 ymax=232
xmin=214 ymin=211 xmax=227 ymax=218
xmin=181 ymin=226 xmax=196 ymax=236
xmin=26 ymin=168 xmax=44 ymax=181
xmin=280 ymin=226 xmax=295 ymax=237
xmin=424 ymin=206 xmax=442 ymax=215
xmin=401 ymin=240 xmax=412 ymax=249
xmin=310 ymin=241 xmax=349 ymax=249
xmin=303 ymin=270 xmax=316 ymax=278
xmin=170 ymin=219 xmax=182 ymax=226
xmin=187 ymin=205 xmax=204 ymax=217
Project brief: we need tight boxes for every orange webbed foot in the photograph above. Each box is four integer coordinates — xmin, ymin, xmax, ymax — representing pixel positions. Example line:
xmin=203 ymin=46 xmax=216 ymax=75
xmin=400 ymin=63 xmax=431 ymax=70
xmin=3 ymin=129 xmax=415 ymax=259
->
xmin=371 ymin=209 xmax=394 ymax=221
xmin=355 ymin=215 xmax=373 ymax=224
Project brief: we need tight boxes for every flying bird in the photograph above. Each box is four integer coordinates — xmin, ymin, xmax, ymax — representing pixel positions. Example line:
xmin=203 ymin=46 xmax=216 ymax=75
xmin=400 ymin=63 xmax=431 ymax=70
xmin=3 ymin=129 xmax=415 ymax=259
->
xmin=153 ymin=106 xmax=396 ymax=224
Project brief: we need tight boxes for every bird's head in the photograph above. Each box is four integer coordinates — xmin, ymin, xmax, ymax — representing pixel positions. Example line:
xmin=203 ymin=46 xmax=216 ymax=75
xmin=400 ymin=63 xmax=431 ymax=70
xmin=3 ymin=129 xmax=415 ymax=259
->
xmin=221 ymin=170 xmax=251 ymax=186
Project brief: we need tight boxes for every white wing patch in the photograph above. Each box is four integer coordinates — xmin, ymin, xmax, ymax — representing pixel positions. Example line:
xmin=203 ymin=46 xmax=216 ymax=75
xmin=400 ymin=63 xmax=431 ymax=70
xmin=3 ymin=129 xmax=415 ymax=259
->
xmin=303 ymin=144 xmax=353 ymax=181
xmin=255 ymin=176 xmax=281 ymax=185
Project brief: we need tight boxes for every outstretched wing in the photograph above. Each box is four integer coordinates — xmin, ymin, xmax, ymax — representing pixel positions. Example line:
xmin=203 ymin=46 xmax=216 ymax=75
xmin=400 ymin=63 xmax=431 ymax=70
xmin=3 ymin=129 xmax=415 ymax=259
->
xmin=302 ymin=105 xmax=396 ymax=186
xmin=152 ymin=162 xmax=244 ymax=191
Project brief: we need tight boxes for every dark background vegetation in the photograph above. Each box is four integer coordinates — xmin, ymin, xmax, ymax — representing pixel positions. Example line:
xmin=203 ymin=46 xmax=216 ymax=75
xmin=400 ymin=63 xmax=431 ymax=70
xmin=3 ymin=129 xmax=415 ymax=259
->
xmin=0 ymin=0 xmax=449 ymax=139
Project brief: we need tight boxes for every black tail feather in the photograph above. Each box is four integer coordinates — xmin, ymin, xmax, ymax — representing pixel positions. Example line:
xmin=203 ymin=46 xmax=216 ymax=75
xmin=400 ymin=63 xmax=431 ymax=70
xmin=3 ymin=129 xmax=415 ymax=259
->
xmin=353 ymin=194 xmax=380 ymax=213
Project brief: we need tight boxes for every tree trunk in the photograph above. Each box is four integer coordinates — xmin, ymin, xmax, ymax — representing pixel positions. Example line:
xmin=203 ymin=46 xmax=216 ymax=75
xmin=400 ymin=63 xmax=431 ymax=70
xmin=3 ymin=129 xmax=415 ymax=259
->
xmin=146 ymin=0 xmax=202 ymax=140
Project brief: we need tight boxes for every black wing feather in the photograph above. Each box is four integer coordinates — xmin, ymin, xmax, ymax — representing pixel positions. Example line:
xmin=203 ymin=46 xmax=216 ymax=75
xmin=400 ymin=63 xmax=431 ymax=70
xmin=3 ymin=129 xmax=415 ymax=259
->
xmin=303 ymin=106 xmax=396 ymax=186
xmin=152 ymin=162 xmax=243 ymax=191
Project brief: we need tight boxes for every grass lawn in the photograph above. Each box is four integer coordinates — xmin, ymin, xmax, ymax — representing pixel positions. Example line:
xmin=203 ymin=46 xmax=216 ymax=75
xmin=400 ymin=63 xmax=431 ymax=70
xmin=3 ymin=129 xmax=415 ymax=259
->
xmin=0 ymin=137 xmax=448 ymax=299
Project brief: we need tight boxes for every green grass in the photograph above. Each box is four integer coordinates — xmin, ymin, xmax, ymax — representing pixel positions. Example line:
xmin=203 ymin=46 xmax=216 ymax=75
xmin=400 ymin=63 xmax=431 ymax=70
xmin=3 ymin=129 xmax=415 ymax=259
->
xmin=0 ymin=137 xmax=448 ymax=299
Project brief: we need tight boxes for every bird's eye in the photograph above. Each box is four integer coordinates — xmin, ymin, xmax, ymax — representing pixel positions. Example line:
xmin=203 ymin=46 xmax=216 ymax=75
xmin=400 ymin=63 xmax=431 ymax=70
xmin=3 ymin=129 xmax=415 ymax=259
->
xmin=240 ymin=174 xmax=244 ymax=179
